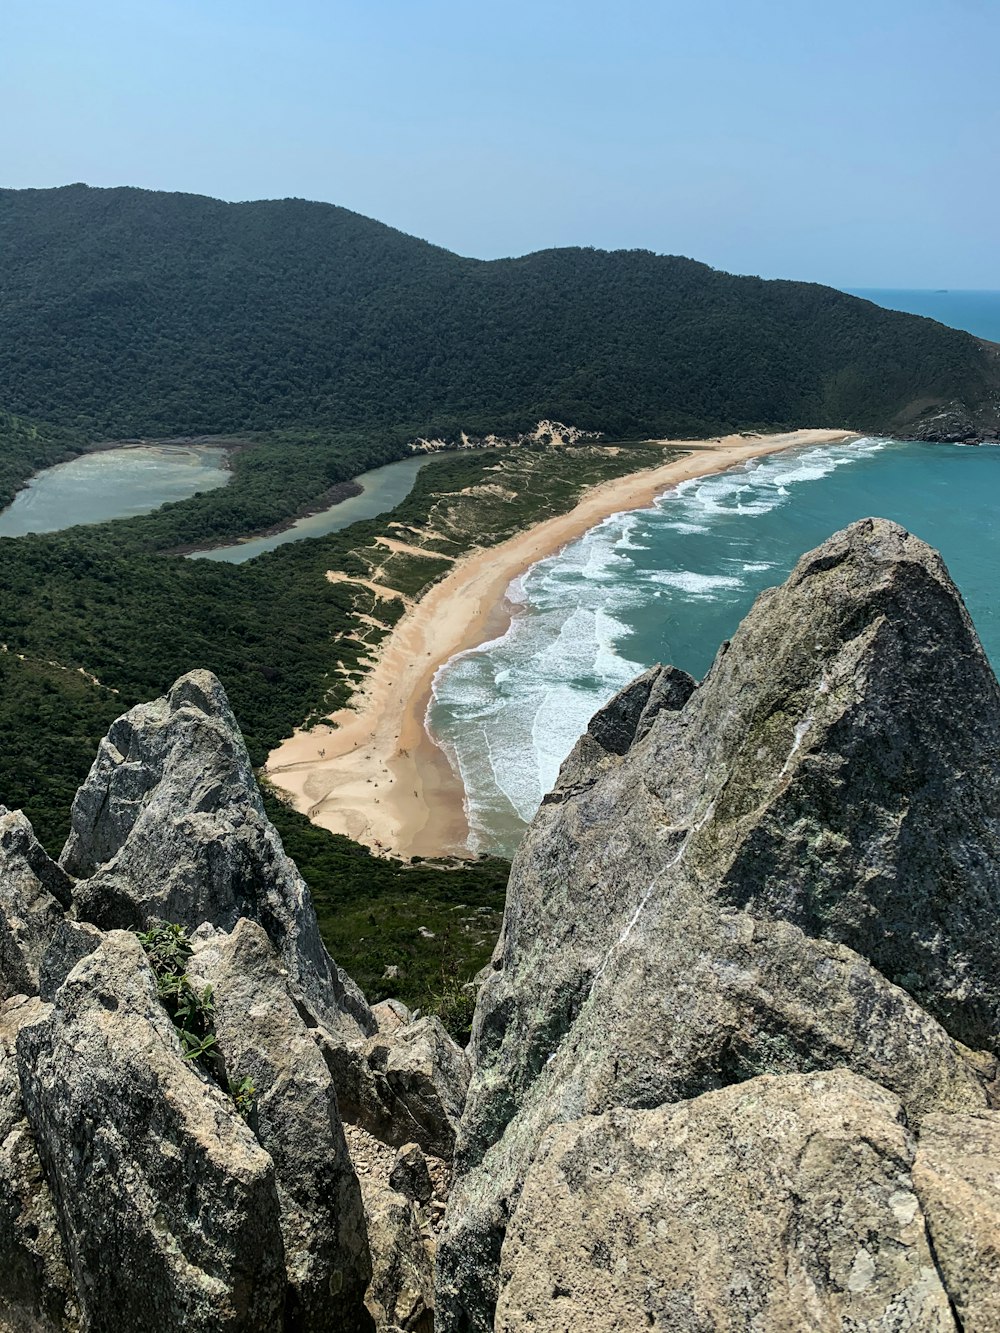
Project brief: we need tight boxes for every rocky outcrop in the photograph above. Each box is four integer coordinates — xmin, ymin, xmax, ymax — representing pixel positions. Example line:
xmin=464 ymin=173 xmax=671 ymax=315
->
xmin=438 ymin=518 xmax=1000 ymax=1330
xmin=0 ymin=810 xmax=71 ymax=1001
xmin=0 ymin=995 xmax=77 ymax=1333
xmin=5 ymin=518 xmax=1000 ymax=1330
xmin=496 ymin=1070 xmax=959 ymax=1331
xmin=61 ymin=670 xmax=374 ymax=1044
xmin=187 ymin=920 xmax=372 ymax=1331
xmin=912 ymin=1111 xmax=1000 ymax=1329
xmin=16 ymin=932 xmax=287 ymax=1331
xmin=0 ymin=671 xmax=469 ymax=1331
xmin=327 ymin=1016 xmax=470 ymax=1161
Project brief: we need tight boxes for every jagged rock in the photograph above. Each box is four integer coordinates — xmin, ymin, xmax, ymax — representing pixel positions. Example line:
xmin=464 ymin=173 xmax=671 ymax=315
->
xmin=37 ymin=923 xmax=102 ymax=1003
xmin=60 ymin=670 xmax=375 ymax=1044
xmin=586 ymin=663 xmax=696 ymax=756
xmin=363 ymin=1184 xmax=434 ymax=1333
xmin=438 ymin=519 xmax=1000 ymax=1330
xmin=912 ymin=1110 xmax=1000 ymax=1329
xmin=552 ymin=664 xmax=697 ymax=798
xmin=15 ymin=930 xmax=286 ymax=1332
xmin=389 ymin=1144 xmax=433 ymax=1206
xmin=342 ymin=1123 xmax=438 ymax=1333
xmin=0 ymin=995 xmax=77 ymax=1333
xmin=188 ymin=919 xmax=373 ymax=1331
xmin=495 ymin=1070 xmax=957 ymax=1331
xmin=373 ymin=998 xmax=412 ymax=1035
xmin=329 ymin=1018 xmax=470 ymax=1159
xmin=0 ymin=810 xmax=71 ymax=1001
xmin=440 ymin=891 xmax=989 ymax=1330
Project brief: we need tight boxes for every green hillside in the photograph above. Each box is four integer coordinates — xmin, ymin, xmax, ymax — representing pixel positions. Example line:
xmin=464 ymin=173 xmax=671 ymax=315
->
xmin=2 ymin=184 xmax=998 ymax=442
xmin=2 ymin=182 xmax=999 ymax=1020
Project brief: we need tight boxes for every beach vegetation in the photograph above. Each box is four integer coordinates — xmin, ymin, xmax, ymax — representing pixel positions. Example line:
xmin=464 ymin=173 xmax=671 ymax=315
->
xmin=4 ymin=183 xmax=999 ymax=1026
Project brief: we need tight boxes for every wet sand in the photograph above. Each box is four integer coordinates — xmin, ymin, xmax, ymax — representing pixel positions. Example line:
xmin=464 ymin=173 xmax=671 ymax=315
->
xmin=265 ymin=429 xmax=855 ymax=858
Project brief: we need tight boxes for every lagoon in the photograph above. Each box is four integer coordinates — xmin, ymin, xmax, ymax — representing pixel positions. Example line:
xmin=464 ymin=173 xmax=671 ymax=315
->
xmin=0 ymin=444 xmax=230 ymax=537
xmin=188 ymin=455 xmax=432 ymax=563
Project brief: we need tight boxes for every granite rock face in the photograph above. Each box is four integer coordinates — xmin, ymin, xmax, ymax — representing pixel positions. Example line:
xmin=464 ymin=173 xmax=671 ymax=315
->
xmin=912 ymin=1110 xmax=1000 ymax=1329
xmin=0 ymin=810 xmax=71 ymax=1002
xmin=496 ymin=1071 xmax=957 ymax=1332
xmin=329 ymin=1017 xmax=471 ymax=1161
xmin=188 ymin=920 xmax=372 ymax=1331
xmin=61 ymin=670 xmax=374 ymax=1044
xmin=15 ymin=932 xmax=287 ymax=1331
xmin=0 ymin=995 xmax=77 ymax=1333
xmin=0 ymin=671 xmax=468 ymax=1331
xmin=5 ymin=519 xmax=1000 ymax=1330
xmin=438 ymin=518 xmax=1000 ymax=1330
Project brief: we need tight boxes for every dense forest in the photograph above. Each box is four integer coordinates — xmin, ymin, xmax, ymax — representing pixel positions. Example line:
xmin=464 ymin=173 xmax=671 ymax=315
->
xmin=3 ymin=182 xmax=999 ymax=1016
xmin=0 ymin=443 xmax=663 ymax=1022
xmin=2 ymin=184 xmax=998 ymax=450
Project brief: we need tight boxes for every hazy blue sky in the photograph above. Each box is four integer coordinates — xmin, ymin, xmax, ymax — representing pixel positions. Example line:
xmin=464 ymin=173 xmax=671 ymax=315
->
xmin=4 ymin=0 xmax=997 ymax=286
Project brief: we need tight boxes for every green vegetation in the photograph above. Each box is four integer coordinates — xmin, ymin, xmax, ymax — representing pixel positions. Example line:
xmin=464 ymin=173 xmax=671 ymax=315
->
xmin=263 ymin=791 xmax=507 ymax=1040
xmin=0 ymin=410 xmax=85 ymax=509
xmin=137 ymin=922 xmax=258 ymax=1119
xmin=136 ymin=923 xmax=219 ymax=1067
xmin=4 ymin=182 xmax=998 ymax=1022
xmin=229 ymin=1076 xmax=258 ymax=1124
xmin=2 ymin=185 xmax=997 ymax=445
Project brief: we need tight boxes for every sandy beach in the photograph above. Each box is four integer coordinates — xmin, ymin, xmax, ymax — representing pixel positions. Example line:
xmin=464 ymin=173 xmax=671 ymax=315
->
xmin=265 ymin=429 xmax=855 ymax=858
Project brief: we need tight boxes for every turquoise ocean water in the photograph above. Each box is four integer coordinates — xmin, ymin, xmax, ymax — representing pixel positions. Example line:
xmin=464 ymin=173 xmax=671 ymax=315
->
xmin=846 ymin=289 xmax=1000 ymax=342
xmin=429 ymin=290 xmax=1000 ymax=856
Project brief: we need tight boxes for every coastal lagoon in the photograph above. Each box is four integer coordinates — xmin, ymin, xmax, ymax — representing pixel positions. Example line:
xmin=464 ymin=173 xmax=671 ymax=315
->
xmin=0 ymin=444 xmax=229 ymax=537
xmin=429 ymin=437 xmax=1000 ymax=855
xmin=189 ymin=455 xmax=432 ymax=563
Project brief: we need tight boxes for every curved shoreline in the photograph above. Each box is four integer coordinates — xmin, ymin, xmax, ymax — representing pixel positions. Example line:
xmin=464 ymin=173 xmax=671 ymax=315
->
xmin=265 ymin=429 xmax=856 ymax=859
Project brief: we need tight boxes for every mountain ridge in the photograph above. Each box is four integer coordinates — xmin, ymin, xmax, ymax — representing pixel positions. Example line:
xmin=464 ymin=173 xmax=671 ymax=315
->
xmin=2 ymin=183 xmax=998 ymax=443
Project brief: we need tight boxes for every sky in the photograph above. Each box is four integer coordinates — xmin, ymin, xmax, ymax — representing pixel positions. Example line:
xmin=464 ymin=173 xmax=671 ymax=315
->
xmin=3 ymin=0 xmax=997 ymax=287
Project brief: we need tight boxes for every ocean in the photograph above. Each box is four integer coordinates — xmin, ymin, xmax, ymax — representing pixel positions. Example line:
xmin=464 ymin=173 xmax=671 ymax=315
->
xmin=845 ymin=289 xmax=1000 ymax=342
xmin=428 ymin=290 xmax=1000 ymax=857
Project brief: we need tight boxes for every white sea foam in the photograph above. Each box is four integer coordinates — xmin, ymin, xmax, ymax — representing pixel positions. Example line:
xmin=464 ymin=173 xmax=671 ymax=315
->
xmin=648 ymin=570 xmax=744 ymax=597
xmin=429 ymin=434 xmax=895 ymax=853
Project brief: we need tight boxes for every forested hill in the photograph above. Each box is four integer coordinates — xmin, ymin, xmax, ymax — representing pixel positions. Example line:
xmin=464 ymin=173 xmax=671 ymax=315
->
xmin=2 ymin=183 xmax=998 ymax=442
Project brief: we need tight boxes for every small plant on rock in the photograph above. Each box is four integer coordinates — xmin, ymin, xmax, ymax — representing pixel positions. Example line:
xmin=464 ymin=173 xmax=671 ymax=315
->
xmin=229 ymin=1075 xmax=257 ymax=1124
xmin=136 ymin=923 xmax=218 ymax=1070
xmin=137 ymin=923 xmax=261 ymax=1125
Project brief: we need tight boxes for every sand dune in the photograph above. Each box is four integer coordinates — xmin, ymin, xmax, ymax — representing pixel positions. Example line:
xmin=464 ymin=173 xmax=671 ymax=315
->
xmin=265 ymin=430 xmax=855 ymax=859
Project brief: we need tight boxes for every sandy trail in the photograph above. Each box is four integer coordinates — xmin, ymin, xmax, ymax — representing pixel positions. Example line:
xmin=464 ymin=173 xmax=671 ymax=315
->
xmin=265 ymin=429 xmax=855 ymax=859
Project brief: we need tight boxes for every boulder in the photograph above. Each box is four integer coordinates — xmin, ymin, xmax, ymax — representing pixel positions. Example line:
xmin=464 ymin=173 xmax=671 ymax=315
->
xmin=329 ymin=1017 xmax=470 ymax=1160
xmin=342 ymin=1122 xmax=441 ymax=1333
xmin=496 ymin=1070 xmax=957 ymax=1331
xmin=60 ymin=670 xmax=374 ymax=1044
xmin=389 ymin=1144 xmax=434 ymax=1207
xmin=362 ymin=1184 xmax=435 ymax=1333
xmin=188 ymin=919 xmax=373 ymax=1331
xmin=372 ymin=998 xmax=412 ymax=1036
xmin=912 ymin=1110 xmax=1000 ymax=1330
xmin=0 ymin=810 xmax=71 ymax=1001
xmin=37 ymin=922 xmax=102 ymax=1003
xmin=438 ymin=519 xmax=1000 ymax=1330
xmin=0 ymin=995 xmax=77 ymax=1333
xmin=15 ymin=931 xmax=286 ymax=1332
